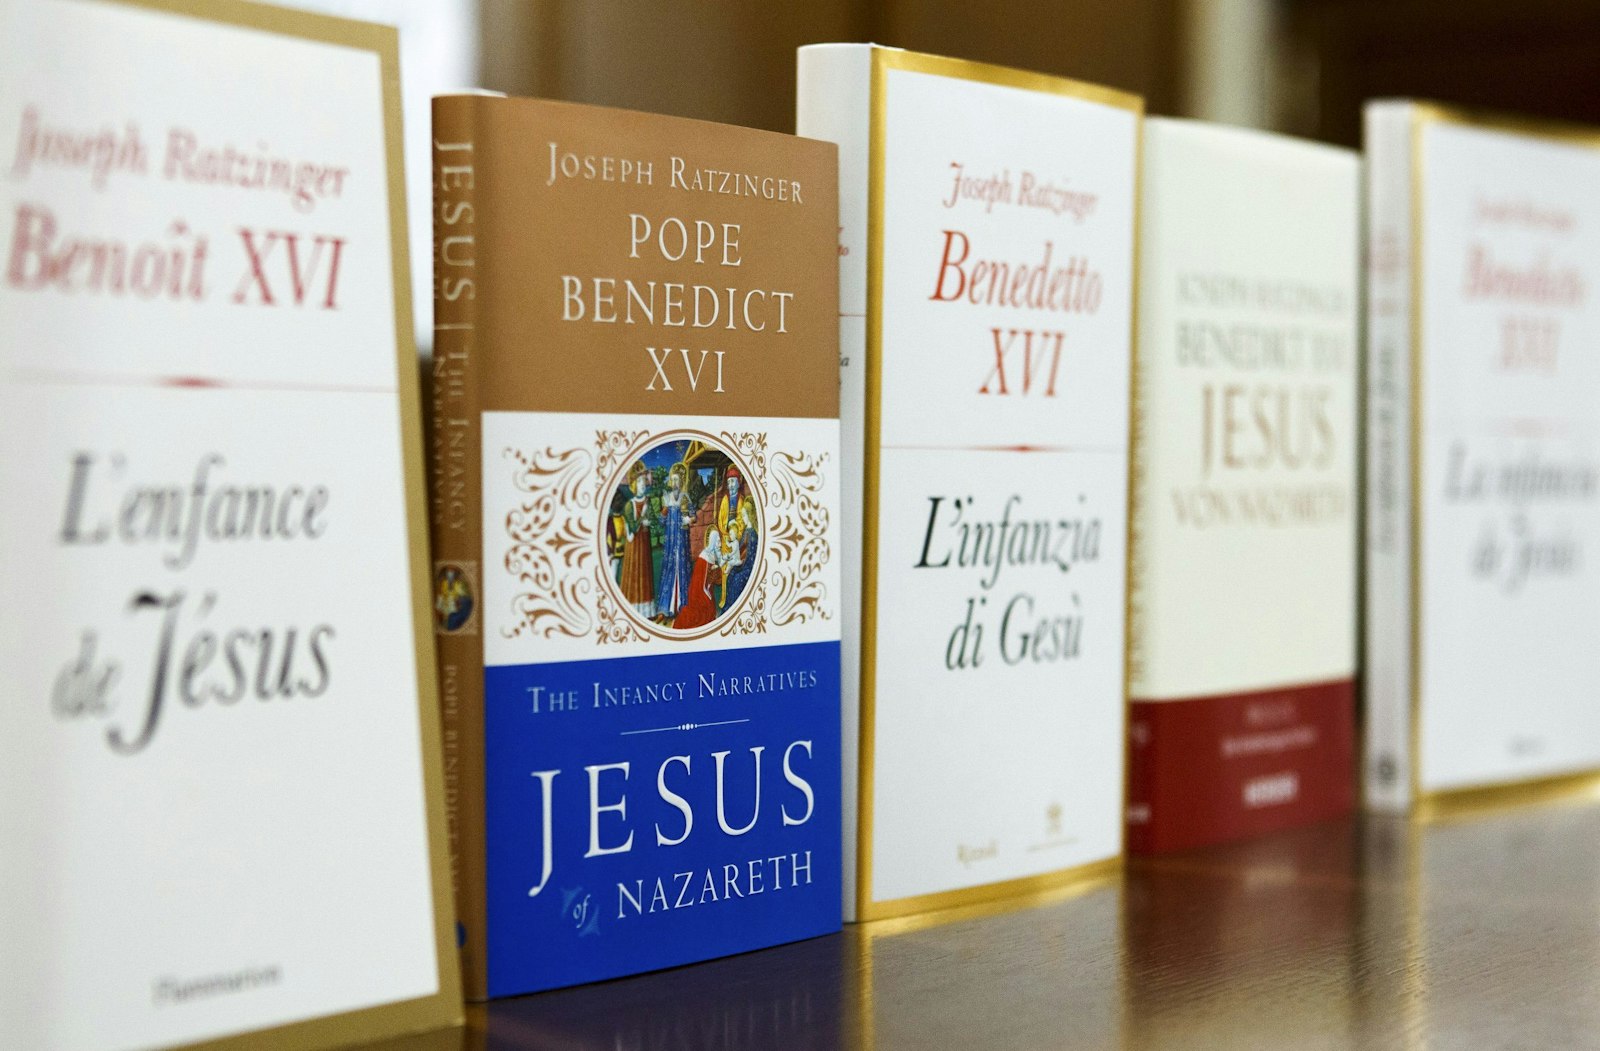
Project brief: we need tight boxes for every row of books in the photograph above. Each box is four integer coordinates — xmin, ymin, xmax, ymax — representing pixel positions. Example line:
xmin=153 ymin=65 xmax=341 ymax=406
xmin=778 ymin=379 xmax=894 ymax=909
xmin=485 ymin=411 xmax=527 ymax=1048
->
xmin=5 ymin=2 xmax=1599 ymax=1048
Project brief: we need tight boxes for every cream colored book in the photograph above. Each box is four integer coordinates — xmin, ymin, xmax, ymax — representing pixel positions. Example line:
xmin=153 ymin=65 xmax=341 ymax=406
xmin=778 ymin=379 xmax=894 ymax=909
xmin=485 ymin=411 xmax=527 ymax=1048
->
xmin=798 ymin=44 xmax=1140 ymax=920
xmin=0 ymin=2 xmax=459 ymax=1047
xmin=1366 ymin=100 xmax=1600 ymax=815
xmin=1127 ymin=118 xmax=1359 ymax=852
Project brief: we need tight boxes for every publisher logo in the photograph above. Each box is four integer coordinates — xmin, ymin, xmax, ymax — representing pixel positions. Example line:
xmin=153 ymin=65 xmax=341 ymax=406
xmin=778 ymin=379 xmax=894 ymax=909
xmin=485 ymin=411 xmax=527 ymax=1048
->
xmin=434 ymin=561 xmax=478 ymax=635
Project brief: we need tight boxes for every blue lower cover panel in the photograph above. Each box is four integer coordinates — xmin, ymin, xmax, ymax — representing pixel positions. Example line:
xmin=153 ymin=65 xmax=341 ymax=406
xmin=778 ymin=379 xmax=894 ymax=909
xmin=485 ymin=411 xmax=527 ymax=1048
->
xmin=482 ymin=640 xmax=842 ymax=995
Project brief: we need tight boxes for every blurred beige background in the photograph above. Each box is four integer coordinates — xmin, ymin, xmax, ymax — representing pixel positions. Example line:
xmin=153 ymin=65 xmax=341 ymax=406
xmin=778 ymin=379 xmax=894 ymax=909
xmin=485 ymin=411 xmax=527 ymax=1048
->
xmin=479 ymin=0 xmax=1600 ymax=146
xmin=287 ymin=0 xmax=1600 ymax=347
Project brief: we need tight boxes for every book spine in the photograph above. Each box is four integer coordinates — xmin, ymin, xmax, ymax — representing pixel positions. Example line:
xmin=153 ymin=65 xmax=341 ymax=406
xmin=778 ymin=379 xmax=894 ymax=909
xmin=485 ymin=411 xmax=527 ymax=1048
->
xmin=1123 ymin=120 xmax=1158 ymax=847
xmin=796 ymin=43 xmax=872 ymax=921
xmin=430 ymin=94 xmax=489 ymax=995
xmin=1363 ymin=102 xmax=1416 ymax=812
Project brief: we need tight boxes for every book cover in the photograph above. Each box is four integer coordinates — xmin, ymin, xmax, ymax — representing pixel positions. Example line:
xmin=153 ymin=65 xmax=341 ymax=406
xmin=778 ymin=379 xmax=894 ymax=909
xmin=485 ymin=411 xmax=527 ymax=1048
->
xmin=1366 ymin=101 xmax=1600 ymax=815
xmin=797 ymin=45 xmax=1139 ymax=921
xmin=0 ymin=1 xmax=461 ymax=1048
xmin=1125 ymin=118 xmax=1359 ymax=853
xmin=431 ymin=94 xmax=843 ymax=997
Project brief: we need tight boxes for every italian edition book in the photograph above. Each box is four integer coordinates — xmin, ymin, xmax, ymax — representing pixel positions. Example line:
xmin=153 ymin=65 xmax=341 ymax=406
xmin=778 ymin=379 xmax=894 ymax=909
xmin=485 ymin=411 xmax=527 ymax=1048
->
xmin=0 ymin=1 xmax=461 ymax=1049
xmin=431 ymin=94 xmax=843 ymax=998
xmin=1366 ymin=101 xmax=1600 ymax=815
xmin=1126 ymin=118 xmax=1360 ymax=853
xmin=797 ymin=45 xmax=1140 ymax=921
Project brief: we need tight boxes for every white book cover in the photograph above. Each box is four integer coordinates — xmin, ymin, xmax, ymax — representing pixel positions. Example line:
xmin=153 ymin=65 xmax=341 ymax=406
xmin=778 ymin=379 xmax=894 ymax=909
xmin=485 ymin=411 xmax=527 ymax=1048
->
xmin=275 ymin=0 xmax=479 ymax=350
xmin=1126 ymin=118 xmax=1359 ymax=853
xmin=799 ymin=44 xmax=1139 ymax=920
xmin=0 ymin=1 xmax=459 ymax=1048
xmin=1365 ymin=100 xmax=1600 ymax=814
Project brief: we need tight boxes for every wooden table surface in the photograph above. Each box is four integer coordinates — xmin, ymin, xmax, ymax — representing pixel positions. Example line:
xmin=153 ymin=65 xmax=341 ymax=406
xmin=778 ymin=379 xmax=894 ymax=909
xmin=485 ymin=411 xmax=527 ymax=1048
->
xmin=376 ymin=795 xmax=1600 ymax=1050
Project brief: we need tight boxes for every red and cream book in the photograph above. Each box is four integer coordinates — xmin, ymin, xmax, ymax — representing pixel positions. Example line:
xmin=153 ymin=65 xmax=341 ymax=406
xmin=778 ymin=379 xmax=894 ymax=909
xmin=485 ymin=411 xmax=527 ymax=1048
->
xmin=1365 ymin=102 xmax=1600 ymax=815
xmin=1125 ymin=118 xmax=1359 ymax=853
xmin=798 ymin=45 xmax=1140 ymax=920
xmin=0 ymin=1 xmax=460 ymax=1049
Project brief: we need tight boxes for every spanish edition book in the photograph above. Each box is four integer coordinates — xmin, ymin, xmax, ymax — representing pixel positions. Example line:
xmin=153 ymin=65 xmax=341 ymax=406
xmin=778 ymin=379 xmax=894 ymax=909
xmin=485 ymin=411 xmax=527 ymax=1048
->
xmin=797 ymin=45 xmax=1139 ymax=920
xmin=1366 ymin=101 xmax=1600 ymax=814
xmin=0 ymin=1 xmax=461 ymax=1048
xmin=1126 ymin=119 xmax=1359 ymax=852
xmin=431 ymin=94 xmax=842 ymax=997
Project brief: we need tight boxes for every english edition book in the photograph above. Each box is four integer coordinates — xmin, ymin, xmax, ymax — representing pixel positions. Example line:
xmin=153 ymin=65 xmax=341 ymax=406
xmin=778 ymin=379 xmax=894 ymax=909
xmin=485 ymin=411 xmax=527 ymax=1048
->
xmin=798 ymin=45 xmax=1139 ymax=921
xmin=432 ymin=93 xmax=842 ymax=998
xmin=1367 ymin=101 xmax=1600 ymax=815
xmin=0 ymin=1 xmax=461 ymax=1049
xmin=1125 ymin=118 xmax=1359 ymax=853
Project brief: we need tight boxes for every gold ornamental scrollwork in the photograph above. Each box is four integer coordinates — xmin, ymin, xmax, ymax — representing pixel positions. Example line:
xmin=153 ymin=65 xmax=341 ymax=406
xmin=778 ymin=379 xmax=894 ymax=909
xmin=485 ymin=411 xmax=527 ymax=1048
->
xmin=761 ymin=448 xmax=834 ymax=628
xmin=595 ymin=428 xmax=652 ymax=492
xmin=501 ymin=428 xmax=830 ymax=646
xmin=502 ymin=446 xmax=595 ymax=639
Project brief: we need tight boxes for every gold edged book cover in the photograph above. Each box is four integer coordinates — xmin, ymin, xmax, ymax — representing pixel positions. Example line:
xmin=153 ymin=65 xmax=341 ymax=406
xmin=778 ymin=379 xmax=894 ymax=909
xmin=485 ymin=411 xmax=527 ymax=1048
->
xmin=431 ymin=92 xmax=843 ymax=997
xmin=797 ymin=45 xmax=1140 ymax=922
xmin=0 ymin=0 xmax=461 ymax=1047
xmin=1365 ymin=100 xmax=1600 ymax=817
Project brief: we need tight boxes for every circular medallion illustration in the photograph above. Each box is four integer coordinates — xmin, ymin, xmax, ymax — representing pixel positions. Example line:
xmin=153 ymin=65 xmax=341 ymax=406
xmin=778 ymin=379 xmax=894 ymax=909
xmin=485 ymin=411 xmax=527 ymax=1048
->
xmin=600 ymin=433 xmax=762 ymax=637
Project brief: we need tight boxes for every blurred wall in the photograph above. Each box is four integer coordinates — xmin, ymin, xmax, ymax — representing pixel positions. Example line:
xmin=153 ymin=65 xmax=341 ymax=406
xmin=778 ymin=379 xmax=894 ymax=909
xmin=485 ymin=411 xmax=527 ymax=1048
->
xmin=1284 ymin=0 xmax=1600 ymax=146
xmin=478 ymin=0 xmax=1600 ymax=152
xmin=479 ymin=0 xmax=1184 ymax=133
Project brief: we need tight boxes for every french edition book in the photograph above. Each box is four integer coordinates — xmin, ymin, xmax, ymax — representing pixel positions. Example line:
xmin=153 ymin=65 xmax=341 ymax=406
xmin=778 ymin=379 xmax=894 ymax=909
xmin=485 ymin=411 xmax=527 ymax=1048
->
xmin=797 ymin=45 xmax=1140 ymax=921
xmin=1366 ymin=101 xmax=1600 ymax=815
xmin=431 ymin=93 xmax=843 ymax=997
xmin=0 ymin=1 xmax=461 ymax=1049
xmin=1126 ymin=118 xmax=1359 ymax=853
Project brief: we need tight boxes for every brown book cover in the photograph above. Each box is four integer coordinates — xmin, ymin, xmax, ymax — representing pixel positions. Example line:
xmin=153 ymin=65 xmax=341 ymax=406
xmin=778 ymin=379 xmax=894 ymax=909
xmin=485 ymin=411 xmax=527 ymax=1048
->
xmin=430 ymin=94 xmax=843 ymax=999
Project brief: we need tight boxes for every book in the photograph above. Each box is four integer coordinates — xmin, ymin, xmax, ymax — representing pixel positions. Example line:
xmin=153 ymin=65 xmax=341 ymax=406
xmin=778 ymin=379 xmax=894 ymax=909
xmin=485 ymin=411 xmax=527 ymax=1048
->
xmin=797 ymin=44 xmax=1140 ymax=921
xmin=0 ymin=2 xmax=460 ymax=1049
xmin=431 ymin=93 xmax=842 ymax=997
xmin=1125 ymin=118 xmax=1360 ymax=853
xmin=273 ymin=0 xmax=480 ymax=349
xmin=1366 ymin=101 xmax=1600 ymax=814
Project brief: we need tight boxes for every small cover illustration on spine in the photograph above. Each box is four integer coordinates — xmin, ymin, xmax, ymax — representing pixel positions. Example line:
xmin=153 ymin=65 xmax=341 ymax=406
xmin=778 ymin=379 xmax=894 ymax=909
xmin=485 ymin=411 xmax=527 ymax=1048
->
xmin=1364 ymin=101 xmax=1600 ymax=814
xmin=799 ymin=45 xmax=1140 ymax=921
xmin=1126 ymin=118 xmax=1360 ymax=853
xmin=430 ymin=93 xmax=843 ymax=997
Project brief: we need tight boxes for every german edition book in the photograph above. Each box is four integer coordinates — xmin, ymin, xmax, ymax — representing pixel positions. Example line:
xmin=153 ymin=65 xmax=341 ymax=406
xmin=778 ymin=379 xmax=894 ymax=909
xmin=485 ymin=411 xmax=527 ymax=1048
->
xmin=0 ymin=1 xmax=461 ymax=1049
xmin=1126 ymin=118 xmax=1359 ymax=853
xmin=798 ymin=45 xmax=1139 ymax=921
xmin=431 ymin=94 xmax=842 ymax=997
xmin=1366 ymin=101 xmax=1600 ymax=815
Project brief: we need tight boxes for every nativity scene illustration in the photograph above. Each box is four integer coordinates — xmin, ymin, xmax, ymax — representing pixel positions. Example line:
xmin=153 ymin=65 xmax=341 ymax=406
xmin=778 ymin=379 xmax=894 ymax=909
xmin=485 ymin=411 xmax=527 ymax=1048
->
xmin=604 ymin=437 xmax=760 ymax=633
